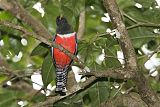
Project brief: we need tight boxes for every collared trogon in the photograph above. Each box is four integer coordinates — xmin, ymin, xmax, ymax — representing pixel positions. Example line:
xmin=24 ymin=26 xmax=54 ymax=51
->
xmin=52 ymin=16 xmax=77 ymax=96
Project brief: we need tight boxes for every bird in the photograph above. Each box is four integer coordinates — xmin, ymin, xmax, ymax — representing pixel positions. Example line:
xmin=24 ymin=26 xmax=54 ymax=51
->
xmin=52 ymin=16 xmax=77 ymax=96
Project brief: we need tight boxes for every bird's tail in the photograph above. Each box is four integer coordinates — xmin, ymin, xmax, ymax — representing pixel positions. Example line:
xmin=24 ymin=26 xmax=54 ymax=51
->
xmin=55 ymin=68 xmax=68 ymax=96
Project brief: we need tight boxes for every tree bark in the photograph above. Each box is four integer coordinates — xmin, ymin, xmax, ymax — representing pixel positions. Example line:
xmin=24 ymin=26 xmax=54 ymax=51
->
xmin=103 ymin=0 xmax=160 ymax=106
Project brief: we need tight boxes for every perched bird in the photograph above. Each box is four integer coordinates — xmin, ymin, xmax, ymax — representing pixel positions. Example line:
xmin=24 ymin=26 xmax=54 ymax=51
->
xmin=52 ymin=16 xmax=77 ymax=96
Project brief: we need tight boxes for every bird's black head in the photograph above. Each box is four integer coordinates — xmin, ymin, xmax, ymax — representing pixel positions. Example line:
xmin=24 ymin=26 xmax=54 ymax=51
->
xmin=56 ymin=16 xmax=68 ymax=26
xmin=56 ymin=16 xmax=72 ymax=34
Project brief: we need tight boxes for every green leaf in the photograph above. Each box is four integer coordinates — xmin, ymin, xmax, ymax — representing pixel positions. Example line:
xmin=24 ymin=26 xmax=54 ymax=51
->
xmin=61 ymin=0 xmax=84 ymax=16
xmin=42 ymin=53 xmax=55 ymax=88
xmin=41 ymin=1 xmax=60 ymax=34
xmin=0 ymin=90 xmax=23 ymax=107
xmin=83 ymin=81 xmax=110 ymax=107
xmin=0 ymin=11 xmax=13 ymax=20
xmin=54 ymin=81 xmax=110 ymax=107
xmin=9 ymin=37 xmax=22 ymax=55
xmin=60 ymin=0 xmax=85 ymax=27
xmin=117 ymin=0 xmax=135 ymax=9
xmin=134 ymin=0 xmax=154 ymax=8
xmin=31 ymin=43 xmax=48 ymax=56
xmin=137 ymin=55 xmax=148 ymax=71
xmin=104 ymin=46 xmax=121 ymax=68
xmin=124 ymin=5 xmax=160 ymax=24
xmin=150 ymin=78 xmax=160 ymax=92
xmin=61 ymin=5 xmax=75 ymax=26
xmin=85 ymin=0 xmax=95 ymax=6
xmin=129 ymin=27 xmax=157 ymax=48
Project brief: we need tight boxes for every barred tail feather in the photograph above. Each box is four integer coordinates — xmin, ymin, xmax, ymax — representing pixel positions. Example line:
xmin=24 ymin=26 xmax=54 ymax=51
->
xmin=55 ymin=68 xmax=68 ymax=96
xmin=55 ymin=69 xmax=63 ymax=91
xmin=62 ymin=69 xmax=68 ymax=92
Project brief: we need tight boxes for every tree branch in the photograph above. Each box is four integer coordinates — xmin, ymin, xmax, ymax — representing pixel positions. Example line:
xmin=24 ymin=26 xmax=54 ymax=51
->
xmin=77 ymin=10 xmax=85 ymax=39
xmin=32 ymin=68 xmax=134 ymax=107
xmin=0 ymin=66 xmax=20 ymax=77
xmin=0 ymin=0 xmax=51 ymax=39
xmin=103 ymin=0 xmax=137 ymax=68
xmin=80 ymin=68 xmax=134 ymax=79
xmin=101 ymin=92 xmax=148 ymax=107
xmin=103 ymin=0 xmax=160 ymax=106
xmin=0 ymin=21 xmax=35 ymax=37
xmin=33 ymin=76 xmax=96 ymax=107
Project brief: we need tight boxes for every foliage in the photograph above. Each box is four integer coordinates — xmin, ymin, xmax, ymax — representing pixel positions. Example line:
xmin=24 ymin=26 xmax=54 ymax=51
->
xmin=0 ymin=0 xmax=160 ymax=106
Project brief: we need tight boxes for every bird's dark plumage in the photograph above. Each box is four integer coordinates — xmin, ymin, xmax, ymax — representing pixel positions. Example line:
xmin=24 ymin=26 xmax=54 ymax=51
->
xmin=56 ymin=16 xmax=73 ymax=34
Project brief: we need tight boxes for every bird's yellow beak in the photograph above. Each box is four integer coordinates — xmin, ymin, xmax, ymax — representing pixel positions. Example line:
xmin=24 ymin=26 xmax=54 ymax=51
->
xmin=60 ymin=14 xmax=63 ymax=20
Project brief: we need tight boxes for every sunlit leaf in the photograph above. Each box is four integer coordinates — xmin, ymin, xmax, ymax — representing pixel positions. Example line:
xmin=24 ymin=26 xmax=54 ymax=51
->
xmin=31 ymin=43 xmax=48 ymax=56
xmin=42 ymin=53 xmax=55 ymax=88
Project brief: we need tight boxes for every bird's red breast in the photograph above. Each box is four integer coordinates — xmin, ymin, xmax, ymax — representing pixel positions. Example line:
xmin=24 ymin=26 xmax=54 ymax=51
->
xmin=52 ymin=32 xmax=77 ymax=68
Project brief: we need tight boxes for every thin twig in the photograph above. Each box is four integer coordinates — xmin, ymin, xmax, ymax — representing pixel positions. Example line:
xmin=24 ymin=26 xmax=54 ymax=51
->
xmin=123 ymin=12 xmax=138 ymax=23
xmin=127 ymin=22 xmax=160 ymax=30
xmin=112 ymin=82 xmax=125 ymax=98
